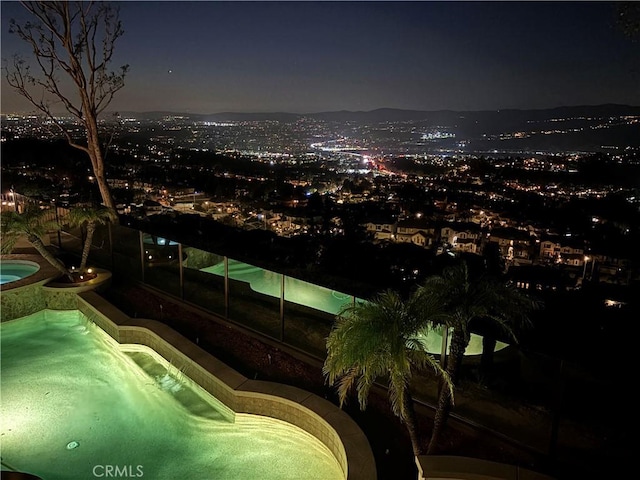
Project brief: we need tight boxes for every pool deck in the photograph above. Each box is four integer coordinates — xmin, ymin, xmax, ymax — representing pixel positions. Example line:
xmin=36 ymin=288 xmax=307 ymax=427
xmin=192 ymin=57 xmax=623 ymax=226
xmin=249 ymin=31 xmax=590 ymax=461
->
xmin=76 ymin=290 xmax=377 ymax=480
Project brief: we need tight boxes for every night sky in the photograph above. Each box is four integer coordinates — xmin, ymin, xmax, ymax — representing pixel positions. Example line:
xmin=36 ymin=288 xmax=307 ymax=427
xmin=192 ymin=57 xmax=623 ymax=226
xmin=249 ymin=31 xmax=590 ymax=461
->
xmin=1 ymin=1 xmax=638 ymax=114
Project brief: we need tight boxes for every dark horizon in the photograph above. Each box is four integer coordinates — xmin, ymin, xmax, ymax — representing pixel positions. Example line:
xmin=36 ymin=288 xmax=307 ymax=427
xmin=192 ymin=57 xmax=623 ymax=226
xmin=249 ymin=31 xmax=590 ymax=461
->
xmin=111 ymin=102 xmax=640 ymax=116
xmin=5 ymin=102 xmax=640 ymax=119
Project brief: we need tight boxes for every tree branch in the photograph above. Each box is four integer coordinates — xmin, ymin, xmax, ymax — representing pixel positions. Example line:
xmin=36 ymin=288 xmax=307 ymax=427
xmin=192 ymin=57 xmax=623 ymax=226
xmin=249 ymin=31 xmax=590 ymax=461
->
xmin=7 ymin=1 xmax=127 ymax=210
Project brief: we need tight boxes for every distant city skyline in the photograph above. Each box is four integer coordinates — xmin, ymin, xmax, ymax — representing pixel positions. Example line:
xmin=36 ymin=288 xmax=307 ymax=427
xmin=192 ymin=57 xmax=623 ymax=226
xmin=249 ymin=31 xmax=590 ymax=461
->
xmin=1 ymin=1 xmax=639 ymax=115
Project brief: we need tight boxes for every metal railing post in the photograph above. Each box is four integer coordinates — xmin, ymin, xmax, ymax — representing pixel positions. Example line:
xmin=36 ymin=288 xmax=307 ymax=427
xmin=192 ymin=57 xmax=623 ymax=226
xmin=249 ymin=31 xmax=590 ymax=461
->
xmin=280 ymin=274 xmax=285 ymax=342
xmin=139 ymin=230 xmax=145 ymax=283
xmin=224 ymin=256 xmax=229 ymax=318
xmin=179 ymin=242 xmax=184 ymax=300
xmin=54 ymin=205 xmax=62 ymax=248
xmin=440 ymin=326 xmax=449 ymax=369
xmin=108 ymin=221 xmax=114 ymax=269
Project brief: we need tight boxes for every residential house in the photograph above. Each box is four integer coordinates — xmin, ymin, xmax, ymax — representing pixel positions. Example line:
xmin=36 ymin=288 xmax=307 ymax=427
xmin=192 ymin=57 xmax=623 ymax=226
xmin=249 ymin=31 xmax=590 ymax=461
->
xmin=396 ymin=218 xmax=437 ymax=248
xmin=142 ymin=199 xmax=164 ymax=215
xmin=455 ymin=237 xmax=480 ymax=254
xmin=589 ymin=249 xmax=633 ymax=284
xmin=362 ymin=217 xmax=397 ymax=242
xmin=440 ymin=221 xmax=482 ymax=253
xmin=539 ymin=235 xmax=585 ymax=265
xmin=488 ymin=227 xmax=534 ymax=263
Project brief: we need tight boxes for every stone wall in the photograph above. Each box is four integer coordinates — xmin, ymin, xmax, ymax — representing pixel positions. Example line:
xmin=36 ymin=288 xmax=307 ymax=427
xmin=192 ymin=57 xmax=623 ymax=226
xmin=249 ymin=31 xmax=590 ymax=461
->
xmin=0 ymin=283 xmax=47 ymax=322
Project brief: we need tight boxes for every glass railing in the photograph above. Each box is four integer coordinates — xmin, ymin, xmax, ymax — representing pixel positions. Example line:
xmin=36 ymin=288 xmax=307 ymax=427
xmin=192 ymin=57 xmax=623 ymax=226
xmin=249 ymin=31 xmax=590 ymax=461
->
xmin=111 ymin=224 xmax=142 ymax=281
xmin=89 ymin=223 xmax=112 ymax=269
xmin=56 ymin=220 xmax=610 ymax=464
xmin=182 ymin=247 xmax=226 ymax=317
xmin=141 ymin=233 xmax=181 ymax=298
xmin=225 ymin=259 xmax=282 ymax=339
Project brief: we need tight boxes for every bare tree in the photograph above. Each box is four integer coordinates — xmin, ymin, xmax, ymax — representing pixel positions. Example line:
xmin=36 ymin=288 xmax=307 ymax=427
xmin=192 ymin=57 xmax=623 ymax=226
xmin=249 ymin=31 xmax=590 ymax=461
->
xmin=5 ymin=1 xmax=128 ymax=211
xmin=616 ymin=2 xmax=640 ymax=40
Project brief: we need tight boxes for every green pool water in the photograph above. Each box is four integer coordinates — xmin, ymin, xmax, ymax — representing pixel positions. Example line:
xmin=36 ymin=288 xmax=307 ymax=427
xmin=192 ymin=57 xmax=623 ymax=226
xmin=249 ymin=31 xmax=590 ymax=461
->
xmin=201 ymin=259 xmax=354 ymax=315
xmin=0 ymin=310 xmax=344 ymax=480
xmin=415 ymin=326 xmax=508 ymax=356
xmin=199 ymin=259 xmax=504 ymax=355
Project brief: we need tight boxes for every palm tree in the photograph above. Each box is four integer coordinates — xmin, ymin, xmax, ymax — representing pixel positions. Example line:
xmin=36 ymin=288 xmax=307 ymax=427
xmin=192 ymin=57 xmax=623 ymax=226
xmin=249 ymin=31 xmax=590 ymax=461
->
xmin=415 ymin=261 xmax=541 ymax=454
xmin=67 ymin=205 xmax=116 ymax=272
xmin=1 ymin=205 xmax=69 ymax=278
xmin=0 ymin=226 xmax=20 ymax=256
xmin=323 ymin=289 xmax=453 ymax=456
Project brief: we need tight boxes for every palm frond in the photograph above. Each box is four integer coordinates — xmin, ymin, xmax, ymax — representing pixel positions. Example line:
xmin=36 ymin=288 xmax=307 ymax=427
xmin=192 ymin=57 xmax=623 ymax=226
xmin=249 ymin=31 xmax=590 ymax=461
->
xmin=387 ymin=369 xmax=409 ymax=420
xmin=336 ymin=368 xmax=359 ymax=408
xmin=324 ymin=287 xmax=454 ymax=423
xmin=67 ymin=205 xmax=116 ymax=227
xmin=1 ymin=206 xmax=60 ymax=241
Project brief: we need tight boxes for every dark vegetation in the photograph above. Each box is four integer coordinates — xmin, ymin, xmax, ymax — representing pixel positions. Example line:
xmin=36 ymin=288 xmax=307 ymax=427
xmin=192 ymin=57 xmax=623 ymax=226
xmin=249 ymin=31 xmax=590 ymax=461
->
xmin=102 ymin=278 xmax=549 ymax=480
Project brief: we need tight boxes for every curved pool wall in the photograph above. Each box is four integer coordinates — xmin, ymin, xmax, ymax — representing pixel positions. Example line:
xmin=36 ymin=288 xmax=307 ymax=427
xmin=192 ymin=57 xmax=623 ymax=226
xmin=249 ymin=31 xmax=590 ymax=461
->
xmin=0 ymin=255 xmax=68 ymax=322
xmin=74 ymin=291 xmax=376 ymax=480
xmin=0 ymin=260 xmax=40 ymax=285
xmin=1 ymin=310 xmax=346 ymax=480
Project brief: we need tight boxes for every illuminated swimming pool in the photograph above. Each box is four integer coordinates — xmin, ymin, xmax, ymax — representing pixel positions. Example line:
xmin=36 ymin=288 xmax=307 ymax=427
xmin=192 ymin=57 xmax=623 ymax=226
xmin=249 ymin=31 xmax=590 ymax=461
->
xmin=199 ymin=259 xmax=505 ymax=355
xmin=0 ymin=260 xmax=40 ymax=285
xmin=416 ymin=326 xmax=508 ymax=356
xmin=0 ymin=310 xmax=344 ymax=480
xmin=201 ymin=259 xmax=354 ymax=315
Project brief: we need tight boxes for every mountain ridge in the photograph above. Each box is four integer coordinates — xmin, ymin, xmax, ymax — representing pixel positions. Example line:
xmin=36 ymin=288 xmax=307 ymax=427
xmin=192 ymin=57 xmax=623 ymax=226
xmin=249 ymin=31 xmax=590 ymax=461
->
xmin=114 ymin=104 xmax=640 ymax=123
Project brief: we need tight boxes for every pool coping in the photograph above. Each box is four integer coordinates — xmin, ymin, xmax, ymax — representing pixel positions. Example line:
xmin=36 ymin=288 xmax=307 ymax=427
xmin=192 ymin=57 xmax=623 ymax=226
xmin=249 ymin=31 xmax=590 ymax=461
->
xmin=43 ymin=268 xmax=112 ymax=293
xmin=76 ymin=291 xmax=377 ymax=480
xmin=0 ymin=254 xmax=60 ymax=291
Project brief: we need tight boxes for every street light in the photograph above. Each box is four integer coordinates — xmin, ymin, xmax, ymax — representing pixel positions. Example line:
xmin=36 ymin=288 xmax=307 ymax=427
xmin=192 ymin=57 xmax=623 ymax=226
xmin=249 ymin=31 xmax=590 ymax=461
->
xmin=582 ymin=256 xmax=590 ymax=280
